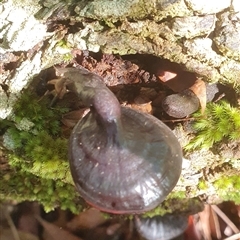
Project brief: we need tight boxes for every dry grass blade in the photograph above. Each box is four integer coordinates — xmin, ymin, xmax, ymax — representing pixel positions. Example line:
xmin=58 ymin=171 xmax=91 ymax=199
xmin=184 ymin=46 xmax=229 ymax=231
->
xmin=210 ymin=205 xmax=222 ymax=239
xmin=126 ymin=219 xmax=135 ymax=240
xmin=199 ymin=205 xmax=212 ymax=240
xmin=2 ymin=207 xmax=20 ymax=240
xmin=224 ymin=232 xmax=240 ymax=240
xmin=211 ymin=205 xmax=240 ymax=234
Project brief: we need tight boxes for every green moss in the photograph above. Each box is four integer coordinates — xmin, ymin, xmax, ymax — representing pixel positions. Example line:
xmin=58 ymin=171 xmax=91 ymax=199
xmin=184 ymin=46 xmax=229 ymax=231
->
xmin=213 ymin=175 xmax=240 ymax=204
xmin=98 ymin=191 xmax=189 ymax=219
xmin=55 ymin=39 xmax=74 ymax=63
xmin=1 ymin=169 xmax=81 ymax=213
xmin=142 ymin=197 xmax=203 ymax=218
xmin=142 ymin=191 xmax=188 ymax=218
xmin=62 ymin=53 xmax=74 ymax=63
xmin=166 ymin=191 xmax=186 ymax=199
xmin=198 ymin=180 xmax=208 ymax=190
xmin=0 ymin=92 xmax=82 ymax=212
xmin=22 ymin=94 xmax=67 ymax=132
xmin=8 ymin=133 xmax=72 ymax=184
xmin=185 ymin=101 xmax=240 ymax=150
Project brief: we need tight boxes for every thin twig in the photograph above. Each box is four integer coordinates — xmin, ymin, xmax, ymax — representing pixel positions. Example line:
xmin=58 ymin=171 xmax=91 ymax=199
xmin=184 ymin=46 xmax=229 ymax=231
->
xmin=211 ymin=205 xmax=240 ymax=234
xmin=161 ymin=117 xmax=195 ymax=123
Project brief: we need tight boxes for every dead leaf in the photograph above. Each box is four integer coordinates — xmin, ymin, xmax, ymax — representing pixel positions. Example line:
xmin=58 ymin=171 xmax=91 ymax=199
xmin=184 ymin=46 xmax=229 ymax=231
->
xmin=0 ymin=229 xmax=39 ymax=240
xmin=157 ymin=70 xmax=177 ymax=82
xmin=189 ymin=79 xmax=207 ymax=114
xmin=106 ymin=223 xmax=121 ymax=235
xmin=35 ymin=215 xmax=82 ymax=240
xmin=156 ymin=68 xmax=197 ymax=93
xmin=61 ymin=109 xmax=88 ymax=128
xmin=139 ymin=87 xmax=158 ymax=101
xmin=127 ymin=96 xmax=152 ymax=114
xmin=66 ymin=208 xmax=107 ymax=232
xmin=151 ymin=91 xmax=166 ymax=107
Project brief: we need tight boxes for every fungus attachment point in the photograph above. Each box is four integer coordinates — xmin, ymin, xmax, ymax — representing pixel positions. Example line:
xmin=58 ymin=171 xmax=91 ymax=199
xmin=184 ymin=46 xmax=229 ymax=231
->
xmin=65 ymin=67 xmax=182 ymax=214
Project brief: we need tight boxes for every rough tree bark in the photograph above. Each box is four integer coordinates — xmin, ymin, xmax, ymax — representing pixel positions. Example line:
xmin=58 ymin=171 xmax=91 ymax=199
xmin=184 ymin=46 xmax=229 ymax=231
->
xmin=0 ymin=0 xmax=239 ymax=214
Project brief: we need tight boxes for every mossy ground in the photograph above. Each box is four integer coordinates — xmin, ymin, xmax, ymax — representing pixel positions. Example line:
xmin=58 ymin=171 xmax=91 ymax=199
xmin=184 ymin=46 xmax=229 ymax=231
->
xmin=0 ymin=91 xmax=82 ymax=213
xmin=0 ymin=90 xmax=194 ymax=216
xmin=213 ymin=175 xmax=240 ymax=204
xmin=183 ymin=101 xmax=240 ymax=206
xmin=185 ymin=101 xmax=240 ymax=150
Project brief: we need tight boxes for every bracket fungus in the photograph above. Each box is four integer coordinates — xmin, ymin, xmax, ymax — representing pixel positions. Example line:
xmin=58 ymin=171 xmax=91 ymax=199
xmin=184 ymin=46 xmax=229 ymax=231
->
xmin=59 ymin=67 xmax=182 ymax=214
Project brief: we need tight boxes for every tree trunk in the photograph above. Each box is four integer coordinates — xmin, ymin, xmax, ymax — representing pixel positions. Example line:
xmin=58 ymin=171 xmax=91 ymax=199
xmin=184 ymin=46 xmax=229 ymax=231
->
xmin=0 ymin=0 xmax=239 ymax=214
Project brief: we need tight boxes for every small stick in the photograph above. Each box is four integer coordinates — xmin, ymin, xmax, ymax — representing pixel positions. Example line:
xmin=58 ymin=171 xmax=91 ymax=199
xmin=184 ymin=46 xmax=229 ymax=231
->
xmin=161 ymin=117 xmax=195 ymax=123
